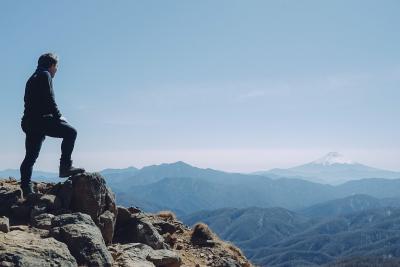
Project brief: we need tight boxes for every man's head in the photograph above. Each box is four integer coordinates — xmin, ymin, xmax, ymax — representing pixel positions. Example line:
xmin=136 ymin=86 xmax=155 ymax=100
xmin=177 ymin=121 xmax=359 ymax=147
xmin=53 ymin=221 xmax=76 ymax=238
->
xmin=38 ymin=53 xmax=58 ymax=78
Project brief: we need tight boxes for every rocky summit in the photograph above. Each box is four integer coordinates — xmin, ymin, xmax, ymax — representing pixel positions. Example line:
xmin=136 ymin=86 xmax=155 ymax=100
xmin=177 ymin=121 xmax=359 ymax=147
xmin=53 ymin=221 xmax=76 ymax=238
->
xmin=0 ymin=172 xmax=253 ymax=267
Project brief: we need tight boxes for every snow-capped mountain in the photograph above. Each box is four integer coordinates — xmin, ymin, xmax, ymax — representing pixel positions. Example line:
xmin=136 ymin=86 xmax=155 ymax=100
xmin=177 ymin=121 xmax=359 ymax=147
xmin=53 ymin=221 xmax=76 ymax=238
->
xmin=253 ymin=152 xmax=400 ymax=185
xmin=312 ymin=152 xmax=355 ymax=165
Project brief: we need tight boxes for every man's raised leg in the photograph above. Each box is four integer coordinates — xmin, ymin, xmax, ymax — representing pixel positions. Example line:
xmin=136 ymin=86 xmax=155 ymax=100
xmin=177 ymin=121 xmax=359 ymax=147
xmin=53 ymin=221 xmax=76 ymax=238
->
xmin=42 ymin=118 xmax=85 ymax=177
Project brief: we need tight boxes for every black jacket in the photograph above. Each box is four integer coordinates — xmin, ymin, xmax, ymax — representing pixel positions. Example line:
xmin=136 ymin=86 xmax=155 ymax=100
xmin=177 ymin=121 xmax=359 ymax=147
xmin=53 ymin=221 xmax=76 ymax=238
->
xmin=22 ymin=68 xmax=62 ymax=121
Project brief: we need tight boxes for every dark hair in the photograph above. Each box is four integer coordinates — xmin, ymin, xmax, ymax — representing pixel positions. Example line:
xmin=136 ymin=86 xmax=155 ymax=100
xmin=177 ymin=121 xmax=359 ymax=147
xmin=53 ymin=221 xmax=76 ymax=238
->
xmin=38 ymin=53 xmax=58 ymax=68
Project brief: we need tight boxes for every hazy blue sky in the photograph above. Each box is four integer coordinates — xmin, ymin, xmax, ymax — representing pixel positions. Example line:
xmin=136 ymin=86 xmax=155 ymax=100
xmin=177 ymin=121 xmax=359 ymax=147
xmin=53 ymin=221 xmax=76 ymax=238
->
xmin=1 ymin=0 xmax=399 ymax=172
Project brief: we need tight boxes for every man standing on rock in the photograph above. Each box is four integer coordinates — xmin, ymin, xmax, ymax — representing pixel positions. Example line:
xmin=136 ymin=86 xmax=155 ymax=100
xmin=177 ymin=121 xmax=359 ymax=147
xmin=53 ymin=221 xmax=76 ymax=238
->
xmin=20 ymin=53 xmax=85 ymax=195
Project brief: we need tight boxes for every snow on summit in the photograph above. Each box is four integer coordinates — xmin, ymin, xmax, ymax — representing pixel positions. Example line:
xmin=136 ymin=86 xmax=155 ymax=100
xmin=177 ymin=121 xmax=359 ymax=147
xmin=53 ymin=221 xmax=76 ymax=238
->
xmin=312 ymin=152 xmax=355 ymax=165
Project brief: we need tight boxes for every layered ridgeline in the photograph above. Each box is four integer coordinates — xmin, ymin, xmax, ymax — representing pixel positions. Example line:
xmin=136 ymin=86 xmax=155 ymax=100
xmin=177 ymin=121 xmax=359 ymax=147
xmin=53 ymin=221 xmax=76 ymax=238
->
xmin=99 ymin=156 xmax=400 ymax=217
xmin=254 ymin=152 xmax=400 ymax=185
xmin=3 ymin=156 xmax=400 ymax=217
xmin=103 ymin=161 xmax=400 ymax=217
xmin=182 ymin=195 xmax=400 ymax=266
xmin=0 ymin=173 xmax=252 ymax=267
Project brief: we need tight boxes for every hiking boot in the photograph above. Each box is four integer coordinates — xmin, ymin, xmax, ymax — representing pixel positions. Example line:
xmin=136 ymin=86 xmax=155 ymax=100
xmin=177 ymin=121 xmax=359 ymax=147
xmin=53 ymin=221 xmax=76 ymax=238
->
xmin=59 ymin=160 xmax=85 ymax=178
xmin=21 ymin=181 xmax=34 ymax=197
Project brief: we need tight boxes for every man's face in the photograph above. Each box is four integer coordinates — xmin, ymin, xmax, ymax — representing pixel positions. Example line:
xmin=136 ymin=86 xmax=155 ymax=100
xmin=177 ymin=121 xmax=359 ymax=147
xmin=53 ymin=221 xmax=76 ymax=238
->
xmin=49 ymin=63 xmax=58 ymax=78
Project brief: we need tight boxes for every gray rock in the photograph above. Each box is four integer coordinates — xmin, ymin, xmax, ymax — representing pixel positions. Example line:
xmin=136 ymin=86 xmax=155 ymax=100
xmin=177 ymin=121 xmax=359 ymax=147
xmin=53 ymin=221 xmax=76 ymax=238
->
xmin=116 ymin=206 xmax=132 ymax=227
xmin=115 ymin=215 xmax=169 ymax=249
xmin=147 ymin=249 xmax=181 ymax=267
xmin=30 ymin=204 xmax=48 ymax=219
xmin=9 ymin=192 xmax=60 ymax=223
xmin=153 ymin=220 xmax=178 ymax=235
xmin=68 ymin=173 xmax=118 ymax=242
xmin=220 ymin=258 xmax=241 ymax=267
xmin=0 ymin=230 xmax=77 ymax=267
xmin=51 ymin=179 xmax=73 ymax=209
xmin=109 ymin=243 xmax=155 ymax=267
xmin=51 ymin=212 xmax=113 ymax=267
xmin=99 ymin=210 xmax=115 ymax=245
xmin=0 ymin=216 xmax=9 ymax=233
xmin=10 ymin=202 xmax=31 ymax=222
xmin=39 ymin=194 xmax=62 ymax=211
xmin=109 ymin=243 xmax=181 ymax=267
xmin=69 ymin=173 xmax=116 ymax=223
xmin=137 ymin=218 xmax=169 ymax=250
xmin=0 ymin=184 xmax=22 ymax=216
xmin=31 ymin=213 xmax=55 ymax=230
xmin=52 ymin=212 xmax=96 ymax=227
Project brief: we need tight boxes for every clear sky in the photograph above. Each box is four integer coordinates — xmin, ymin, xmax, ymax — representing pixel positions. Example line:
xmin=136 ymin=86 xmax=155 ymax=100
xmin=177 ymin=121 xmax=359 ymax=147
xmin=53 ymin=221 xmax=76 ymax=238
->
xmin=1 ymin=0 xmax=399 ymax=173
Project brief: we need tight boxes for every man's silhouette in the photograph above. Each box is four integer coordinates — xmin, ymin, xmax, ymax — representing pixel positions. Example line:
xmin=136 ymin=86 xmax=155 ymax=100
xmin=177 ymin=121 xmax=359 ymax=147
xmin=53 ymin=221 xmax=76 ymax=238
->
xmin=20 ymin=53 xmax=84 ymax=195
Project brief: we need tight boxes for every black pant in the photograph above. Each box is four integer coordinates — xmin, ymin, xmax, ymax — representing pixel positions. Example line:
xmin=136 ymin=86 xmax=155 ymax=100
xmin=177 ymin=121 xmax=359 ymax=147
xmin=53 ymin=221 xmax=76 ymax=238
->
xmin=20 ymin=117 xmax=77 ymax=184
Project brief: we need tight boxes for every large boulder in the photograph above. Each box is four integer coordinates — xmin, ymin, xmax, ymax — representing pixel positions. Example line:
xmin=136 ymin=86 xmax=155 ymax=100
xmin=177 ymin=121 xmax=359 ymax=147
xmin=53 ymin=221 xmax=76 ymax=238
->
xmin=0 ymin=179 xmax=22 ymax=217
xmin=67 ymin=173 xmax=117 ymax=244
xmin=99 ymin=210 xmax=116 ymax=245
xmin=69 ymin=173 xmax=117 ymax=222
xmin=51 ymin=212 xmax=113 ymax=267
xmin=48 ymin=172 xmax=118 ymax=244
xmin=0 ymin=230 xmax=77 ymax=267
xmin=114 ymin=213 xmax=169 ymax=249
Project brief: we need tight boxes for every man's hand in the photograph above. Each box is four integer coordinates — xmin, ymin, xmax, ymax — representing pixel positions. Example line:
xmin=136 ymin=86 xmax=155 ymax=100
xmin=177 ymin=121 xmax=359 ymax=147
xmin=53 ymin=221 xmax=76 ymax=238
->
xmin=59 ymin=116 xmax=68 ymax=123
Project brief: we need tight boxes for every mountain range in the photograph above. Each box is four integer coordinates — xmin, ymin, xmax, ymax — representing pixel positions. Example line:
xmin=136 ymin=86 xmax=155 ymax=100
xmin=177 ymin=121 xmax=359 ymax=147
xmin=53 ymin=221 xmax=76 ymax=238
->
xmin=101 ymin=160 xmax=400 ymax=216
xmin=181 ymin=195 xmax=400 ymax=266
xmin=3 ymin=154 xmax=400 ymax=266
xmin=254 ymin=152 xmax=400 ymax=185
xmin=4 ymin=152 xmax=399 ymax=186
xmin=2 ymin=154 xmax=400 ymax=216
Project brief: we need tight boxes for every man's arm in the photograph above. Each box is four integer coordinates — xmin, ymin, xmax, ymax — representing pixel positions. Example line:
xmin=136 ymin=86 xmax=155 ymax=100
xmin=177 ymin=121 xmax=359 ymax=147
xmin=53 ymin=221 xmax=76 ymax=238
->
xmin=39 ymin=71 xmax=62 ymax=119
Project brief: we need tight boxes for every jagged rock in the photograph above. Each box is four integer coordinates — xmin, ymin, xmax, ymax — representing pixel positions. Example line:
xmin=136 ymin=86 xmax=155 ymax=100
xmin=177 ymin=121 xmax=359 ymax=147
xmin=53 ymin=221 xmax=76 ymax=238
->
xmin=0 ymin=230 xmax=77 ymax=266
xmin=100 ymin=210 xmax=116 ymax=245
xmin=50 ymin=179 xmax=73 ymax=209
xmin=0 ymin=181 xmax=22 ymax=216
xmin=114 ymin=206 xmax=132 ymax=244
xmin=128 ymin=206 xmax=142 ymax=214
xmin=114 ymin=214 xmax=169 ymax=249
xmin=147 ymin=249 xmax=181 ymax=267
xmin=0 ymin=216 xmax=9 ymax=233
xmin=10 ymin=200 xmax=32 ymax=223
xmin=109 ymin=243 xmax=181 ymax=267
xmin=45 ymin=173 xmax=118 ymax=243
xmin=25 ymin=193 xmax=60 ymax=221
xmin=69 ymin=173 xmax=116 ymax=222
xmin=163 ymin=232 xmax=175 ymax=247
xmin=0 ymin=175 xmax=253 ymax=267
xmin=136 ymin=216 xmax=169 ymax=250
xmin=8 ymin=224 xmax=50 ymax=239
xmin=9 ymin=225 xmax=29 ymax=231
xmin=31 ymin=213 xmax=55 ymax=230
xmin=116 ymin=206 xmax=132 ymax=226
xmin=218 ymin=258 xmax=242 ymax=267
xmin=51 ymin=212 xmax=113 ymax=267
xmin=39 ymin=193 xmax=62 ymax=211
xmin=109 ymin=243 xmax=155 ymax=267
xmin=8 ymin=192 xmax=61 ymax=224
xmin=153 ymin=220 xmax=178 ymax=235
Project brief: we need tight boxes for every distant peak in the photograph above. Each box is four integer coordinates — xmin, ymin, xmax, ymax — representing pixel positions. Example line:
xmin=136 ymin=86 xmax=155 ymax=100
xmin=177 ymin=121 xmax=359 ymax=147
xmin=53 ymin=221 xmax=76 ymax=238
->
xmin=170 ymin=161 xmax=192 ymax=167
xmin=312 ymin=152 xmax=355 ymax=165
